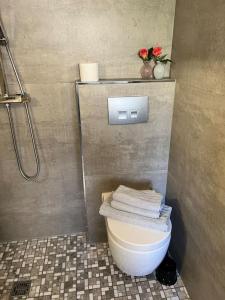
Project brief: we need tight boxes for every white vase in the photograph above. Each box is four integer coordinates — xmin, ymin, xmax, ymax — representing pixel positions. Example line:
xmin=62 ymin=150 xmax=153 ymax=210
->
xmin=153 ymin=62 xmax=165 ymax=79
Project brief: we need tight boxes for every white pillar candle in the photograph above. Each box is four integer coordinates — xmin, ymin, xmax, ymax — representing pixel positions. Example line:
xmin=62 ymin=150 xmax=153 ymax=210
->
xmin=79 ymin=63 xmax=99 ymax=82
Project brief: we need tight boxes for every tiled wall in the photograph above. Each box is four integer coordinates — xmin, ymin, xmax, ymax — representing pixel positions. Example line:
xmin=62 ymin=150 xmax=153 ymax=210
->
xmin=0 ymin=0 xmax=176 ymax=241
xmin=78 ymin=81 xmax=175 ymax=241
xmin=167 ymin=0 xmax=225 ymax=299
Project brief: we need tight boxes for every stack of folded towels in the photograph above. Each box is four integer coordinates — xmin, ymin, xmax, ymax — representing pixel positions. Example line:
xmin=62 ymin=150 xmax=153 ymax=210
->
xmin=99 ymin=185 xmax=172 ymax=232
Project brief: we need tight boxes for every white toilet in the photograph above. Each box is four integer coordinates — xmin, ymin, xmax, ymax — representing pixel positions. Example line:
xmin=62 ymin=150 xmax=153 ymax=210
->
xmin=102 ymin=193 xmax=172 ymax=276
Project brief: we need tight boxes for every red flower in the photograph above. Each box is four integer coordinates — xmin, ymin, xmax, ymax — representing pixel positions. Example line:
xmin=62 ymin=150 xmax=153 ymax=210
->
xmin=152 ymin=47 xmax=162 ymax=57
xmin=139 ymin=48 xmax=148 ymax=59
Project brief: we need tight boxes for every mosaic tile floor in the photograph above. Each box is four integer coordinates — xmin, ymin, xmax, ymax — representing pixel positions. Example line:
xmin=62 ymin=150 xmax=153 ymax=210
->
xmin=0 ymin=233 xmax=190 ymax=300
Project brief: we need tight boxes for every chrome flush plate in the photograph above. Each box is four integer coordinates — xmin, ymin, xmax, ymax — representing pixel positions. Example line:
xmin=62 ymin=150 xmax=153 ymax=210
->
xmin=107 ymin=96 xmax=149 ymax=125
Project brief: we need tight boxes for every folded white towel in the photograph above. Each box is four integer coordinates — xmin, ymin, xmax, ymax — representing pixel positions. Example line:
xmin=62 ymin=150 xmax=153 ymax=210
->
xmin=111 ymin=199 xmax=161 ymax=219
xmin=113 ymin=185 xmax=163 ymax=211
xmin=99 ymin=193 xmax=171 ymax=232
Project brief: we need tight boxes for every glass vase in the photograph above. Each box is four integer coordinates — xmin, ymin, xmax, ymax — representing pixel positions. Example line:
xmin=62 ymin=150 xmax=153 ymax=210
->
xmin=140 ymin=60 xmax=155 ymax=79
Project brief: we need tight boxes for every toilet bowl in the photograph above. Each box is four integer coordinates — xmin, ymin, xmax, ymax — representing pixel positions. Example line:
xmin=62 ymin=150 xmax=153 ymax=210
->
xmin=106 ymin=217 xmax=172 ymax=276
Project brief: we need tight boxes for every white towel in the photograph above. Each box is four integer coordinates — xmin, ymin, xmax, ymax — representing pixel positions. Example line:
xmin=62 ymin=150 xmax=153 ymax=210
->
xmin=113 ymin=185 xmax=163 ymax=211
xmin=99 ymin=193 xmax=171 ymax=232
xmin=111 ymin=199 xmax=161 ymax=219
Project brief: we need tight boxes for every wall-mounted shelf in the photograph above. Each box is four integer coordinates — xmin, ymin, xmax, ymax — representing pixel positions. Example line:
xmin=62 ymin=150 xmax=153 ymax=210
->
xmin=76 ymin=78 xmax=175 ymax=85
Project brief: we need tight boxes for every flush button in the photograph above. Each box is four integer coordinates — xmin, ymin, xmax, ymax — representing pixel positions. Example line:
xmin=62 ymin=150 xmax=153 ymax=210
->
xmin=130 ymin=111 xmax=138 ymax=119
xmin=108 ymin=96 xmax=149 ymax=125
xmin=118 ymin=111 xmax=128 ymax=120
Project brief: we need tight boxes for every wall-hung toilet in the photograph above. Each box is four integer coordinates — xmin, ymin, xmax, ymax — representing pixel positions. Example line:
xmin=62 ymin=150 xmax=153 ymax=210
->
xmin=106 ymin=218 xmax=172 ymax=276
xmin=102 ymin=191 xmax=172 ymax=276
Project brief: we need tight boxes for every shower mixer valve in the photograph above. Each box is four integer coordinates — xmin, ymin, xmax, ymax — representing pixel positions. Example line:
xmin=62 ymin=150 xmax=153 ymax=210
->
xmin=0 ymin=24 xmax=7 ymax=45
xmin=0 ymin=93 xmax=30 ymax=104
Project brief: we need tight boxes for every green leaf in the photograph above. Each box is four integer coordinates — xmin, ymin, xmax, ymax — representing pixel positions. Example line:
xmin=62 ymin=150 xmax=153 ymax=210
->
xmin=161 ymin=58 xmax=173 ymax=64
xmin=148 ymin=47 xmax=153 ymax=58
xmin=160 ymin=54 xmax=167 ymax=60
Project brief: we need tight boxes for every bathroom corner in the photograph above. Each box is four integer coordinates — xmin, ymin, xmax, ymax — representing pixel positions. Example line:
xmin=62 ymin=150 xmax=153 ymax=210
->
xmin=0 ymin=1 xmax=224 ymax=299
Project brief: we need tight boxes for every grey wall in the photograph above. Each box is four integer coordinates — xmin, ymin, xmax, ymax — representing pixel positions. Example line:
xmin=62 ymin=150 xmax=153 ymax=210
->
xmin=167 ymin=0 xmax=225 ymax=299
xmin=0 ymin=0 xmax=176 ymax=241
xmin=78 ymin=81 xmax=175 ymax=241
xmin=0 ymin=53 xmax=6 ymax=95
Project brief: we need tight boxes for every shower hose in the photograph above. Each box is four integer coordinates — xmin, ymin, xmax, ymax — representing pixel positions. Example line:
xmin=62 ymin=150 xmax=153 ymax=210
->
xmin=0 ymin=32 xmax=40 ymax=180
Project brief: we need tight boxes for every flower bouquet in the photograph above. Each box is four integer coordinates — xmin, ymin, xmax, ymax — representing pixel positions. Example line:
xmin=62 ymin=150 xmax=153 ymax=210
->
xmin=138 ymin=46 xmax=172 ymax=79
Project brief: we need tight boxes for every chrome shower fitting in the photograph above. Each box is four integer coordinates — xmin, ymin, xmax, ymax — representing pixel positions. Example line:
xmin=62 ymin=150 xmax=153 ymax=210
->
xmin=0 ymin=23 xmax=7 ymax=46
xmin=0 ymin=93 xmax=30 ymax=104
xmin=0 ymin=21 xmax=40 ymax=180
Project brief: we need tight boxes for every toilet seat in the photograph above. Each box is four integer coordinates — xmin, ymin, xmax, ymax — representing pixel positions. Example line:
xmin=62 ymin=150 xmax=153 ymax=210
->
xmin=107 ymin=218 xmax=172 ymax=252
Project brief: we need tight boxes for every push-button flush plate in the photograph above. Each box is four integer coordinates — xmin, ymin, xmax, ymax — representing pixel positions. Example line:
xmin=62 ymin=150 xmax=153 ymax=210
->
xmin=108 ymin=96 xmax=149 ymax=125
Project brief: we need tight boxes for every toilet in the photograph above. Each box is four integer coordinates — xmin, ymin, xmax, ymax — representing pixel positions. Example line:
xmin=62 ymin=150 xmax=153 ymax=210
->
xmin=102 ymin=193 xmax=172 ymax=276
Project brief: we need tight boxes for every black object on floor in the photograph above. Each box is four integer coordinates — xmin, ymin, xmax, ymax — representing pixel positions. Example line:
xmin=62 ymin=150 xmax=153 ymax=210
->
xmin=156 ymin=253 xmax=177 ymax=286
xmin=10 ymin=280 xmax=31 ymax=296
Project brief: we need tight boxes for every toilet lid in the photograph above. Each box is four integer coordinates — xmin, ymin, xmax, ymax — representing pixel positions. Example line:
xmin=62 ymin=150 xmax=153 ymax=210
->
xmin=107 ymin=218 xmax=172 ymax=251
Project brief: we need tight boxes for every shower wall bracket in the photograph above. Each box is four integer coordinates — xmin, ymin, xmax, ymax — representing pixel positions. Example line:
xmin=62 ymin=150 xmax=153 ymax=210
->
xmin=0 ymin=93 xmax=30 ymax=104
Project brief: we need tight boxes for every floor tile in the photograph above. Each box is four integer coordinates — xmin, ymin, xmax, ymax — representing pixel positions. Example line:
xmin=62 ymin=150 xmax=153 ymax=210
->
xmin=0 ymin=233 xmax=190 ymax=299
